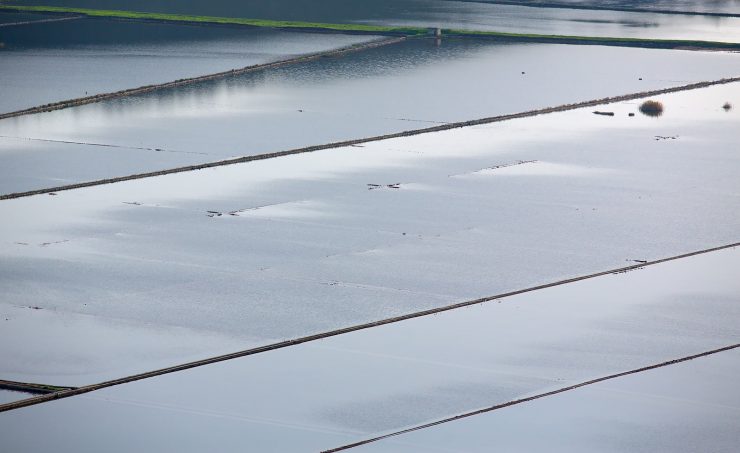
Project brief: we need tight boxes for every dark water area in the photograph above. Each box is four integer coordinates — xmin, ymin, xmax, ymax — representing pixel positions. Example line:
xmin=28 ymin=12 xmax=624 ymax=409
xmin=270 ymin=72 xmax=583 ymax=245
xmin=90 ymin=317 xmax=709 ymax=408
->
xmin=0 ymin=14 xmax=366 ymax=50
xmin=473 ymin=0 xmax=740 ymax=15
xmin=6 ymin=1 xmax=740 ymax=44
xmin=0 ymin=11 xmax=56 ymax=23
xmin=9 ymin=1 xmax=423 ymax=22
xmin=0 ymin=18 xmax=375 ymax=112
xmin=12 ymin=0 xmax=740 ymax=17
xmin=1 ymin=37 xmax=738 ymax=194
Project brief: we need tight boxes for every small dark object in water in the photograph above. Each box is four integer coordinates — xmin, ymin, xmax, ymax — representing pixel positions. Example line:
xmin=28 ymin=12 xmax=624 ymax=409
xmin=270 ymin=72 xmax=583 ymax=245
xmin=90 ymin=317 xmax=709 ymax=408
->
xmin=628 ymin=113 xmax=635 ymax=117
xmin=639 ymin=100 xmax=664 ymax=117
xmin=638 ymin=77 xmax=643 ymax=80
xmin=521 ymin=71 xmax=525 ymax=75
xmin=722 ymin=102 xmax=732 ymax=111
xmin=593 ymin=111 xmax=615 ymax=116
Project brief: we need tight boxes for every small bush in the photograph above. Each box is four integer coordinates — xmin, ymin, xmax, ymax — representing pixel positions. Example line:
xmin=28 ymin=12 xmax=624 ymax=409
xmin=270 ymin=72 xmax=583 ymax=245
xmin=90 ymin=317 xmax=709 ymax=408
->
xmin=723 ymin=102 xmax=732 ymax=111
xmin=639 ymin=100 xmax=664 ymax=117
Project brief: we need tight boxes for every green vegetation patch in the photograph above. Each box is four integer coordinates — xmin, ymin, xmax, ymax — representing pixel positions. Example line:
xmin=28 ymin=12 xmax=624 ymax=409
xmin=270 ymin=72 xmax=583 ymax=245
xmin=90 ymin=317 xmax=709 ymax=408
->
xmin=3 ymin=5 xmax=739 ymax=49
xmin=443 ymin=28 xmax=740 ymax=49
xmin=0 ymin=5 xmax=428 ymax=35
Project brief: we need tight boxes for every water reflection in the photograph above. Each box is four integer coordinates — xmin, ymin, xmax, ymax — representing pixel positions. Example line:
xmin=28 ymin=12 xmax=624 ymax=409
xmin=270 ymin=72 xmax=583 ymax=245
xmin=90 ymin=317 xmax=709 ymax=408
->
xmin=0 ymin=18 xmax=375 ymax=112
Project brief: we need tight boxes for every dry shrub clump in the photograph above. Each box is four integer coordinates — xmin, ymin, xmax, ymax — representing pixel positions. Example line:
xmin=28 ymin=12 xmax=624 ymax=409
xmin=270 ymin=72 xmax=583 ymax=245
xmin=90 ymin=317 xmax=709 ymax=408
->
xmin=639 ymin=100 xmax=664 ymax=117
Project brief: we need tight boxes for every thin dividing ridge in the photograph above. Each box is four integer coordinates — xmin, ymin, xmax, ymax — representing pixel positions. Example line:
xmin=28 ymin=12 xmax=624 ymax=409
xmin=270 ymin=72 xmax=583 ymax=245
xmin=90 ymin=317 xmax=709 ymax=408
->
xmin=0 ymin=379 xmax=76 ymax=395
xmin=0 ymin=76 xmax=738 ymax=201
xmin=455 ymin=0 xmax=740 ymax=19
xmin=0 ymin=36 xmax=406 ymax=122
xmin=322 ymin=343 xmax=740 ymax=452
xmin=0 ymin=15 xmax=83 ymax=27
xmin=0 ymin=242 xmax=736 ymax=413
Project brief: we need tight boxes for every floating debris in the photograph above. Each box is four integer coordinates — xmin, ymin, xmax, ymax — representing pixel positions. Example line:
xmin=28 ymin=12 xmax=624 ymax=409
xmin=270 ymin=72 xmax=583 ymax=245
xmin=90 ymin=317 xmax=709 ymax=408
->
xmin=593 ymin=111 xmax=615 ymax=116
xmin=39 ymin=240 xmax=69 ymax=247
xmin=368 ymin=183 xmax=402 ymax=190
xmin=654 ymin=135 xmax=678 ymax=141
xmin=722 ymin=102 xmax=732 ymax=111
xmin=206 ymin=211 xmax=223 ymax=217
xmin=485 ymin=160 xmax=538 ymax=171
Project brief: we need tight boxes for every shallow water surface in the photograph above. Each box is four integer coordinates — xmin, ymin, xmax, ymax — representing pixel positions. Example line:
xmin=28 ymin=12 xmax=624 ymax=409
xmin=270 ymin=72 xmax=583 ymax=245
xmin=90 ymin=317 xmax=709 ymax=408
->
xmin=2 ymin=39 xmax=739 ymax=194
xmin=0 ymin=17 xmax=377 ymax=112
xmin=353 ymin=348 xmax=740 ymax=453
xmin=1 ymin=247 xmax=737 ymax=452
xmin=0 ymin=83 xmax=738 ymax=385
xmin=9 ymin=0 xmax=740 ymax=41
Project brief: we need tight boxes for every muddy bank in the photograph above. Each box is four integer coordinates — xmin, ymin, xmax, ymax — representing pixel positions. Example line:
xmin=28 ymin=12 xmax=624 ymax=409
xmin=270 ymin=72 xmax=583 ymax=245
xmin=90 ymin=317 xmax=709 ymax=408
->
xmin=1 ymin=76 xmax=737 ymax=201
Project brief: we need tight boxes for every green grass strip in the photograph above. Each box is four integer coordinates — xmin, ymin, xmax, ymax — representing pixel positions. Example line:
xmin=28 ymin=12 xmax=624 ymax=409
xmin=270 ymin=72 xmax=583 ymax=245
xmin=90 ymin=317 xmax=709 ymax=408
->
xmin=0 ymin=5 xmax=428 ymax=35
xmin=444 ymin=28 xmax=740 ymax=49
xmin=2 ymin=5 xmax=739 ymax=49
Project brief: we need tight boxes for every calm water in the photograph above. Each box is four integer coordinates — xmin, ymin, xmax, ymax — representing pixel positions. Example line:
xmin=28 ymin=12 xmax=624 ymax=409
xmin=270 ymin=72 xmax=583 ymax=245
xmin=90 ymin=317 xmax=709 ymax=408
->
xmin=2 ymin=39 xmax=739 ymax=194
xmin=7 ymin=0 xmax=740 ymax=40
xmin=0 ymin=12 xmax=58 ymax=24
xmin=1 ymin=248 xmax=738 ymax=451
xmin=0 ymin=84 xmax=738 ymax=386
xmin=0 ymin=389 xmax=28 ymax=404
xmin=355 ymin=349 xmax=740 ymax=453
xmin=0 ymin=17 xmax=377 ymax=112
xmin=483 ymin=0 xmax=740 ymax=14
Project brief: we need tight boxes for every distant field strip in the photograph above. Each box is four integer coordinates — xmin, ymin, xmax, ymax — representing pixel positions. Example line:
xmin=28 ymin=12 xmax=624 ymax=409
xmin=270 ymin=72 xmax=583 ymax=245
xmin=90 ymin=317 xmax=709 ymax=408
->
xmin=0 ymin=6 xmax=427 ymax=34
xmin=0 ymin=242 xmax=736 ymax=413
xmin=459 ymin=0 xmax=740 ymax=18
xmin=0 ymin=14 xmax=82 ymax=27
xmin=0 ymin=35 xmax=406 ymax=120
xmin=1 ymin=77 xmax=738 ymax=201
xmin=2 ymin=5 xmax=740 ymax=49
xmin=322 ymin=343 xmax=740 ymax=452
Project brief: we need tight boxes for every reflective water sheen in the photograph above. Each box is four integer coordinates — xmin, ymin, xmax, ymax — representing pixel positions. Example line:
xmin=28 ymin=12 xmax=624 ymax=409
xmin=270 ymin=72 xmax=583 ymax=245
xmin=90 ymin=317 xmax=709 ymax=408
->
xmin=355 ymin=348 xmax=740 ymax=453
xmin=9 ymin=0 xmax=740 ymax=41
xmin=1 ymin=247 xmax=737 ymax=452
xmin=484 ymin=0 xmax=740 ymax=15
xmin=0 ymin=389 xmax=28 ymax=404
xmin=0 ymin=83 xmax=738 ymax=386
xmin=2 ymin=40 xmax=739 ymax=194
xmin=0 ymin=18 xmax=377 ymax=112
